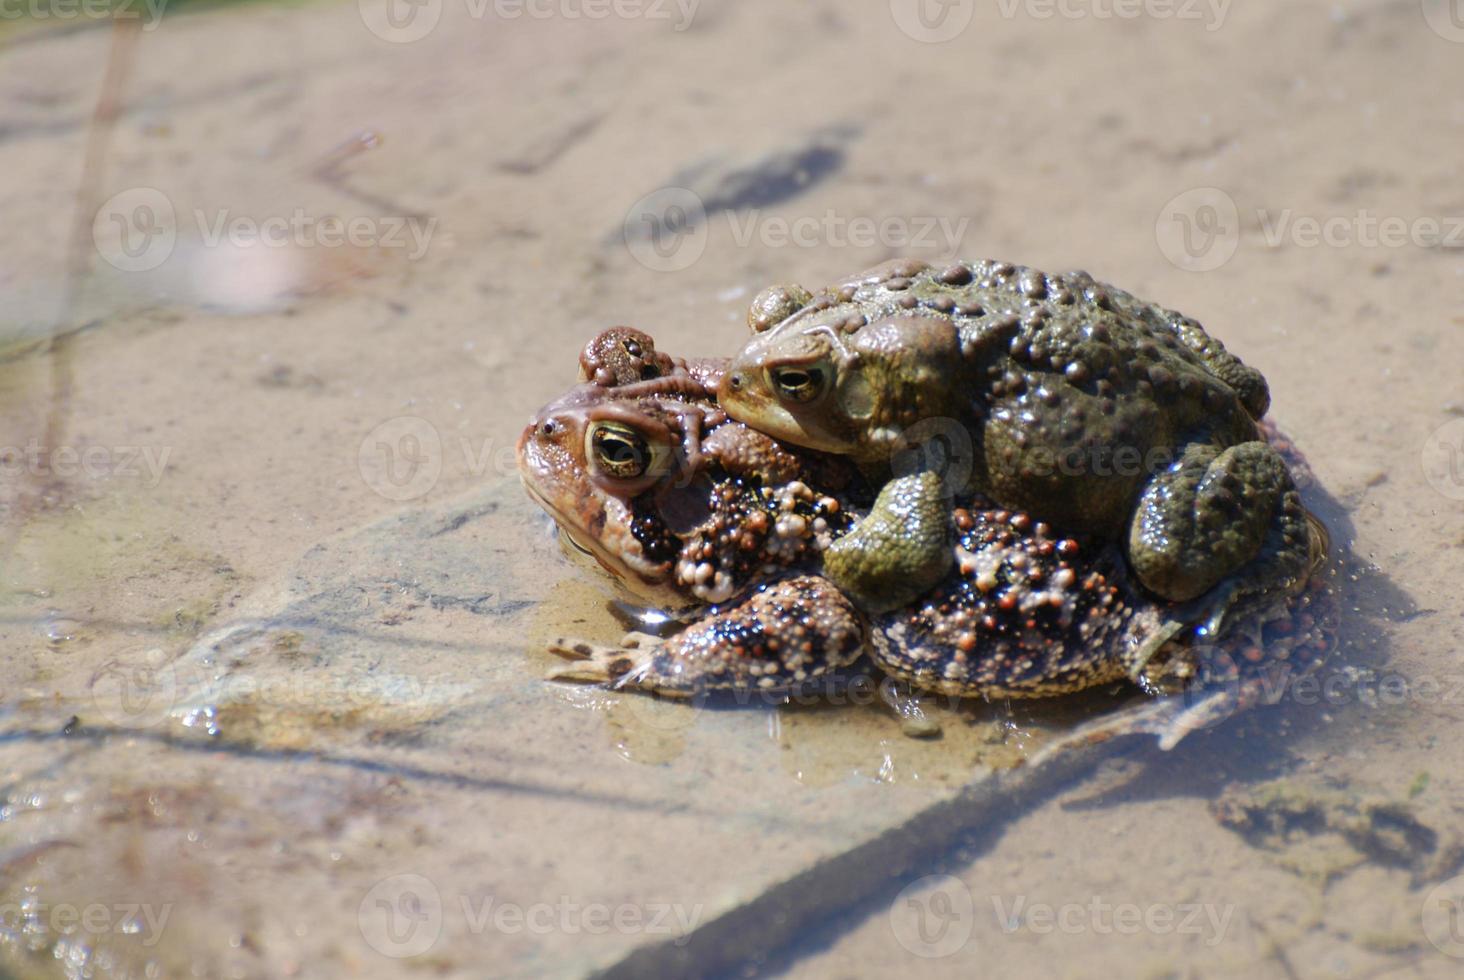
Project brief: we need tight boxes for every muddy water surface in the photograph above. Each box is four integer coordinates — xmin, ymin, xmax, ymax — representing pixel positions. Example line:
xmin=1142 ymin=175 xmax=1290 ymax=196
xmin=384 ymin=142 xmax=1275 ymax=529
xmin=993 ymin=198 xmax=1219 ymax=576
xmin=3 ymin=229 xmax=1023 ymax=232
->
xmin=1 ymin=1 xmax=1463 ymax=977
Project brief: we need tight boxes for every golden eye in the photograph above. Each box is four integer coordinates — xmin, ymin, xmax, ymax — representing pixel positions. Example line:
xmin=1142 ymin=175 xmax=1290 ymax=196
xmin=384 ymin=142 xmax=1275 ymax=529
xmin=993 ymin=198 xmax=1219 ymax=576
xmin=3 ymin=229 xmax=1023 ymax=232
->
xmin=588 ymin=422 xmax=651 ymax=479
xmin=770 ymin=366 xmax=826 ymax=404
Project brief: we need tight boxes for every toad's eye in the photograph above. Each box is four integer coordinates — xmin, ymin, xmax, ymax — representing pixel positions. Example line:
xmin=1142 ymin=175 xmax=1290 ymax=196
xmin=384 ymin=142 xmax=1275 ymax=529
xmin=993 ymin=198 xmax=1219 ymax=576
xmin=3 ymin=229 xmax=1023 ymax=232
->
xmin=770 ymin=366 xmax=826 ymax=404
xmin=622 ymin=339 xmax=643 ymax=358
xmin=588 ymin=422 xmax=651 ymax=479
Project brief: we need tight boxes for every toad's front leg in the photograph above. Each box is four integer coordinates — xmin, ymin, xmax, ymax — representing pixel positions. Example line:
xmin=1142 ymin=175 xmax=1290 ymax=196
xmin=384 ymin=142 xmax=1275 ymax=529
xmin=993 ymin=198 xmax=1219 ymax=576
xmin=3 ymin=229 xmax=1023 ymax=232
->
xmin=547 ymin=575 xmax=867 ymax=696
xmin=822 ymin=470 xmax=953 ymax=614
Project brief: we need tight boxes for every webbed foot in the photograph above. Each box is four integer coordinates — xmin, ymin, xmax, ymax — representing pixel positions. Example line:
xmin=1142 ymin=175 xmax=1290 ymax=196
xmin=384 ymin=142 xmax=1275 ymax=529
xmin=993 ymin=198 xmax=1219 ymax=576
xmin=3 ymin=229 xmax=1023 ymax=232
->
xmin=548 ymin=632 xmax=670 ymax=690
xmin=547 ymin=576 xmax=868 ymax=697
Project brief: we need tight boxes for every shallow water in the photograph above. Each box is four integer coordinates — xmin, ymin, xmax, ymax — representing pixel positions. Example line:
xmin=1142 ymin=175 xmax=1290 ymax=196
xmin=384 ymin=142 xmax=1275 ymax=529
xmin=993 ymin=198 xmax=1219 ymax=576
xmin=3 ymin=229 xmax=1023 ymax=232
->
xmin=1 ymin=0 xmax=1462 ymax=976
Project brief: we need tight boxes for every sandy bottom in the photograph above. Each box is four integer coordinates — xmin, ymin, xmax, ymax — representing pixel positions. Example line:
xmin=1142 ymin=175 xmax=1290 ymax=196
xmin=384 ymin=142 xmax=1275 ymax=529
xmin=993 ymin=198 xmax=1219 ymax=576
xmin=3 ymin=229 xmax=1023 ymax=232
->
xmin=1 ymin=0 xmax=1463 ymax=976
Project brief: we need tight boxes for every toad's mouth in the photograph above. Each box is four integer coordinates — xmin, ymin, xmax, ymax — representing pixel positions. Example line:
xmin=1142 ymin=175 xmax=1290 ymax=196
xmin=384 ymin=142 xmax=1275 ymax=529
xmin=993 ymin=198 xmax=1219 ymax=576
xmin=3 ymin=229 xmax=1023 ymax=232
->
xmin=559 ymin=527 xmax=596 ymax=559
xmin=520 ymin=477 xmax=686 ymax=609
xmin=520 ymin=479 xmax=626 ymax=573
xmin=557 ymin=524 xmax=629 ymax=580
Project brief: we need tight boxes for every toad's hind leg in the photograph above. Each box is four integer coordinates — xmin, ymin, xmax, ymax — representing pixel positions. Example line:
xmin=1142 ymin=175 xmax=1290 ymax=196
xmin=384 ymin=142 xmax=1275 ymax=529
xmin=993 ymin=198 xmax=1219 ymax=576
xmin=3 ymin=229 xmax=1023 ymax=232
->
xmin=548 ymin=575 xmax=867 ymax=696
xmin=1127 ymin=440 xmax=1316 ymax=634
xmin=823 ymin=471 xmax=953 ymax=614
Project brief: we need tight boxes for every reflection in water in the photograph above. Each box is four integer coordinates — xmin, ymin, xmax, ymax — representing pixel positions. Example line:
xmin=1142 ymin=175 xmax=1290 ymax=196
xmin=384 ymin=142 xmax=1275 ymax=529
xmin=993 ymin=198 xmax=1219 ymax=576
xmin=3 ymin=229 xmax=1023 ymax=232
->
xmin=168 ymin=240 xmax=308 ymax=315
xmin=530 ymin=559 xmax=1145 ymax=784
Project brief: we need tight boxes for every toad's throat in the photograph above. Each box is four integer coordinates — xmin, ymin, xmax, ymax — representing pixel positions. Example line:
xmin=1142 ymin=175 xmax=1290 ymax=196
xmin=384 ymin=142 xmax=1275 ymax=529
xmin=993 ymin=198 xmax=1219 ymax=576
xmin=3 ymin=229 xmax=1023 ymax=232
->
xmin=520 ymin=476 xmax=679 ymax=602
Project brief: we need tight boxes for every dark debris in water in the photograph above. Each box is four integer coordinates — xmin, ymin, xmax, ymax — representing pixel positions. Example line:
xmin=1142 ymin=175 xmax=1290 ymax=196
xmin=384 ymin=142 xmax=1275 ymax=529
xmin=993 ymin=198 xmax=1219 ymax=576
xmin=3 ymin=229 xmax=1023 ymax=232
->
xmin=1210 ymin=777 xmax=1464 ymax=886
xmin=616 ymin=124 xmax=861 ymax=243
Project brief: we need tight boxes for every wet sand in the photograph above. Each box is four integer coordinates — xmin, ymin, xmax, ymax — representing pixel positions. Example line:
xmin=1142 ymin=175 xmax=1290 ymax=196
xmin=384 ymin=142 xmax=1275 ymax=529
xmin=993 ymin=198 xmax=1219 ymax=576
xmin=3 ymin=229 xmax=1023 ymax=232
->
xmin=1 ymin=0 xmax=1463 ymax=976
